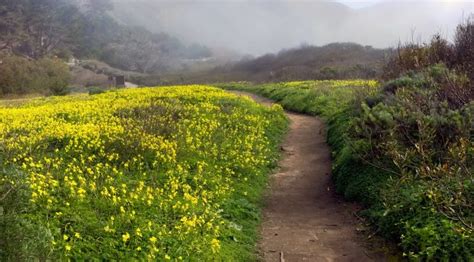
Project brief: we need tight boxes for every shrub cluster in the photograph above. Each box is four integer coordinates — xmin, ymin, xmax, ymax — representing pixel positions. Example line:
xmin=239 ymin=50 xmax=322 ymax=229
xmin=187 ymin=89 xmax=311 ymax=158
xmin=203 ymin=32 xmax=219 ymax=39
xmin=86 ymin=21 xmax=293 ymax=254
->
xmin=0 ymin=53 xmax=70 ymax=96
xmin=360 ymin=21 xmax=474 ymax=259
xmin=352 ymin=65 xmax=473 ymax=259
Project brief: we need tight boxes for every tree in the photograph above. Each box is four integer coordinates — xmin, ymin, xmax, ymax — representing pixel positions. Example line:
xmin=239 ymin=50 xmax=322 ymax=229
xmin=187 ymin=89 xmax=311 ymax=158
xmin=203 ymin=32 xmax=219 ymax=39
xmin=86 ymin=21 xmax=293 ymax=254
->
xmin=454 ymin=16 xmax=474 ymax=80
xmin=0 ymin=0 xmax=27 ymax=53
xmin=18 ymin=0 xmax=71 ymax=58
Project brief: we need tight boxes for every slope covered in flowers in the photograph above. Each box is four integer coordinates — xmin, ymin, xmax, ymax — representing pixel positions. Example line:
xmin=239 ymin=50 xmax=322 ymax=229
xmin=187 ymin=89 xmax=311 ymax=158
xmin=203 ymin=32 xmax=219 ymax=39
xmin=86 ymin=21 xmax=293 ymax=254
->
xmin=0 ymin=86 xmax=287 ymax=260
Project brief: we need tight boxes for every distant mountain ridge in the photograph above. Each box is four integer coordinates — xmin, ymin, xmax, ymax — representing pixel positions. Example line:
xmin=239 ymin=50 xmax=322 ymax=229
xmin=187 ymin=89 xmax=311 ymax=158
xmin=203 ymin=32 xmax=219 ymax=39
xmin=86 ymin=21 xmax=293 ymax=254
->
xmin=140 ymin=42 xmax=389 ymax=85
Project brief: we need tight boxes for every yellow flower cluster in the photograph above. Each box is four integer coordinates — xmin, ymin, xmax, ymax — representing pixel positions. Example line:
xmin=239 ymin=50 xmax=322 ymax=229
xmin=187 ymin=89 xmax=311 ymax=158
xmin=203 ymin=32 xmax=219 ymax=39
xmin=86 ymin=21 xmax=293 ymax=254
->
xmin=0 ymin=85 xmax=286 ymax=260
xmin=283 ymin=79 xmax=378 ymax=89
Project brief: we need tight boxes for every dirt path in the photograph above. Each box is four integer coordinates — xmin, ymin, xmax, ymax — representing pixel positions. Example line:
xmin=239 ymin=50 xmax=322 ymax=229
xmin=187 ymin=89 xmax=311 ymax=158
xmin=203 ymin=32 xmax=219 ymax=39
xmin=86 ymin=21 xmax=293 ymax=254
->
xmin=231 ymin=92 xmax=386 ymax=262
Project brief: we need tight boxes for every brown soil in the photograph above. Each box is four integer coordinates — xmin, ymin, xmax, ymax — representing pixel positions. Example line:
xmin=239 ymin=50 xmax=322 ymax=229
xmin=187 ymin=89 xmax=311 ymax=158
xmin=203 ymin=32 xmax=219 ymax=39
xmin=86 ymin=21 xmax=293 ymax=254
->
xmin=231 ymin=91 xmax=388 ymax=262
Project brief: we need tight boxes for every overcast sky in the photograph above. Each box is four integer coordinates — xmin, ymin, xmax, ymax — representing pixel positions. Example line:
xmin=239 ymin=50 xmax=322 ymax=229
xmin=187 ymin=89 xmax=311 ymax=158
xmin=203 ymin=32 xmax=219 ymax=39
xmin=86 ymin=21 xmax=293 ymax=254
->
xmin=334 ymin=0 xmax=385 ymax=9
xmin=112 ymin=0 xmax=474 ymax=55
xmin=335 ymin=0 xmax=469 ymax=9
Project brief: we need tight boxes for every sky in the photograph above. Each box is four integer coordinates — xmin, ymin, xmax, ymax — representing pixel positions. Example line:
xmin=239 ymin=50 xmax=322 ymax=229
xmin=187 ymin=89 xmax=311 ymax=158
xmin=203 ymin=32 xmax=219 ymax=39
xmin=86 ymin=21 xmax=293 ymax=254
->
xmin=336 ymin=0 xmax=471 ymax=9
xmin=112 ymin=0 xmax=474 ymax=55
xmin=334 ymin=0 xmax=385 ymax=9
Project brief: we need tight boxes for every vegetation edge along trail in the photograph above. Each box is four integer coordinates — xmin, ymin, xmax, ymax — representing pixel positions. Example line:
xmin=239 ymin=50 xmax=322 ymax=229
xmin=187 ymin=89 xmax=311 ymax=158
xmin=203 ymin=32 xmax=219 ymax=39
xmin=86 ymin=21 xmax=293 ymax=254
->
xmin=229 ymin=91 xmax=389 ymax=261
xmin=218 ymin=75 xmax=473 ymax=260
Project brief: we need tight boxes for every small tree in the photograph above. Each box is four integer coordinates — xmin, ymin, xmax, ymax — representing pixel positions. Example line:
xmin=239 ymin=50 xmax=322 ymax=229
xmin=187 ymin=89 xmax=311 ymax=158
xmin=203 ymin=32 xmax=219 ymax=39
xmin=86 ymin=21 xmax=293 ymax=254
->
xmin=37 ymin=58 xmax=71 ymax=96
xmin=453 ymin=16 xmax=474 ymax=80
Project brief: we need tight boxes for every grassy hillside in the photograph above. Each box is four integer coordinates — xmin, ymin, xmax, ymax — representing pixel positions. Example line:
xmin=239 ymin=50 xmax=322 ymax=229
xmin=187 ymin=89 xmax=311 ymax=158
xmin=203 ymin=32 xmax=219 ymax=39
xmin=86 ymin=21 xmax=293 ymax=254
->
xmin=0 ymin=86 xmax=287 ymax=260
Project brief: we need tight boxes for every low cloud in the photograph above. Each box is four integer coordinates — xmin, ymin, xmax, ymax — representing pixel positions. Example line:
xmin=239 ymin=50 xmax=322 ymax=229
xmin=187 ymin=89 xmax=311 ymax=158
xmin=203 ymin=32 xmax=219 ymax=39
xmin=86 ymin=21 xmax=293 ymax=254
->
xmin=111 ymin=0 xmax=473 ymax=55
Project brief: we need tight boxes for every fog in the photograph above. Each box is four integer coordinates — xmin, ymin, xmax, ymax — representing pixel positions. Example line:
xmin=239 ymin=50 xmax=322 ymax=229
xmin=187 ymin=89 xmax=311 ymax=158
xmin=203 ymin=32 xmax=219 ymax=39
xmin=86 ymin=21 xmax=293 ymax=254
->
xmin=111 ymin=0 xmax=473 ymax=55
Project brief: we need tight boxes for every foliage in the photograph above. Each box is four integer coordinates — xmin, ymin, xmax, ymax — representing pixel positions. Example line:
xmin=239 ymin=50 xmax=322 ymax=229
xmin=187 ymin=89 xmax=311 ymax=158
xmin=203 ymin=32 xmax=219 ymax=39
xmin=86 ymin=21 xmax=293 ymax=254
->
xmin=353 ymin=65 xmax=473 ymax=260
xmin=216 ymin=80 xmax=378 ymax=117
xmin=87 ymin=86 xmax=107 ymax=95
xmin=0 ymin=53 xmax=70 ymax=96
xmin=0 ymin=86 xmax=287 ymax=260
xmin=372 ymin=21 xmax=473 ymax=259
xmin=453 ymin=17 xmax=474 ymax=80
xmin=37 ymin=58 xmax=71 ymax=96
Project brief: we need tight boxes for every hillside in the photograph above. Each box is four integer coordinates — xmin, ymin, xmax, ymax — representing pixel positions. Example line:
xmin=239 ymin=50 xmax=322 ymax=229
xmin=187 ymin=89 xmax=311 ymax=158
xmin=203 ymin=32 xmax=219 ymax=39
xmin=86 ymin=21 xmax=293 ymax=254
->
xmin=140 ymin=42 xmax=389 ymax=85
xmin=0 ymin=1 xmax=473 ymax=261
xmin=227 ymin=43 xmax=388 ymax=81
xmin=0 ymin=86 xmax=288 ymax=260
xmin=0 ymin=0 xmax=211 ymax=74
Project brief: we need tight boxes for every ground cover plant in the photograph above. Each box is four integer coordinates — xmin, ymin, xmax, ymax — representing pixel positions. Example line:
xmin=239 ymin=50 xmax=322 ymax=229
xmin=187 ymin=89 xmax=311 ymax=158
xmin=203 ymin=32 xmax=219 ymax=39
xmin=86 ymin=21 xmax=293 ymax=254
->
xmin=0 ymin=85 xmax=287 ymax=260
xmin=216 ymin=80 xmax=378 ymax=117
xmin=219 ymin=76 xmax=473 ymax=260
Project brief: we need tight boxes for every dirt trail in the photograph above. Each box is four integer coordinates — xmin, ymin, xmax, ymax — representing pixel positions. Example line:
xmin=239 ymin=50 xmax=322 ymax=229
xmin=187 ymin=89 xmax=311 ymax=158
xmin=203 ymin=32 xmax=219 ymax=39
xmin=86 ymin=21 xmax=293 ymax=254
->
xmin=232 ymin=92 xmax=385 ymax=262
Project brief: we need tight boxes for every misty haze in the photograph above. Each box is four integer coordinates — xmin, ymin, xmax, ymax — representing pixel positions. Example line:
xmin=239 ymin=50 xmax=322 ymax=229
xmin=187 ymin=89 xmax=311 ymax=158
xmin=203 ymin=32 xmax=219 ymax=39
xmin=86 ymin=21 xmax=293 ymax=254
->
xmin=112 ymin=0 xmax=473 ymax=55
xmin=1 ymin=0 xmax=473 ymax=261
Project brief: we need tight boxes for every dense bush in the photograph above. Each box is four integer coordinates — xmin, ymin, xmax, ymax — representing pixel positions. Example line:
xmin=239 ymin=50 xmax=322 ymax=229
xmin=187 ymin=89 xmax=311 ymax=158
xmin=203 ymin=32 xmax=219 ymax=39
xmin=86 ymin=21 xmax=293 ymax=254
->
xmin=0 ymin=53 xmax=70 ymax=96
xmin=353 ymin=65 xmax=473 ymax=259
xmin=371 ymin=23 xmax=473 ymax=260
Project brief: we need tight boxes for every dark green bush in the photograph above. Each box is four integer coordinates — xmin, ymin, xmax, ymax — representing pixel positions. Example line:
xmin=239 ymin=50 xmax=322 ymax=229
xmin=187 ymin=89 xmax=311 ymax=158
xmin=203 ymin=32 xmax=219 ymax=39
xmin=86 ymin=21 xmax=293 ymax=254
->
xmin=0 ymin=54 xmax=37 ymax=95
xmin=87 ymin=87 xmax=107 ymax=95
xmin=351 ymin=65 xmax=473 ymax=259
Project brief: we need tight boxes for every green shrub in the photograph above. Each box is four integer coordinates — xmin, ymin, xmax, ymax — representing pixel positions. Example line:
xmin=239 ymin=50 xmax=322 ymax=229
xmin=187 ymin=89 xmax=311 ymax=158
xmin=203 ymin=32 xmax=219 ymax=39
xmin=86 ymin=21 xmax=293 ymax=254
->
xmin=88 ymin=87 xmax=107 ymax=95
xmin=37 ymin=58 xmax=71 ymax=96
xmin=0 ymin=165 xmax=55 ymax=260
xmin=0 ymin=54 xmax=37 ymax=95
xmin=0 ymin=54 xmax=70 ymax=96
xmin=351 ymin=66 xmax=473 ymax=259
